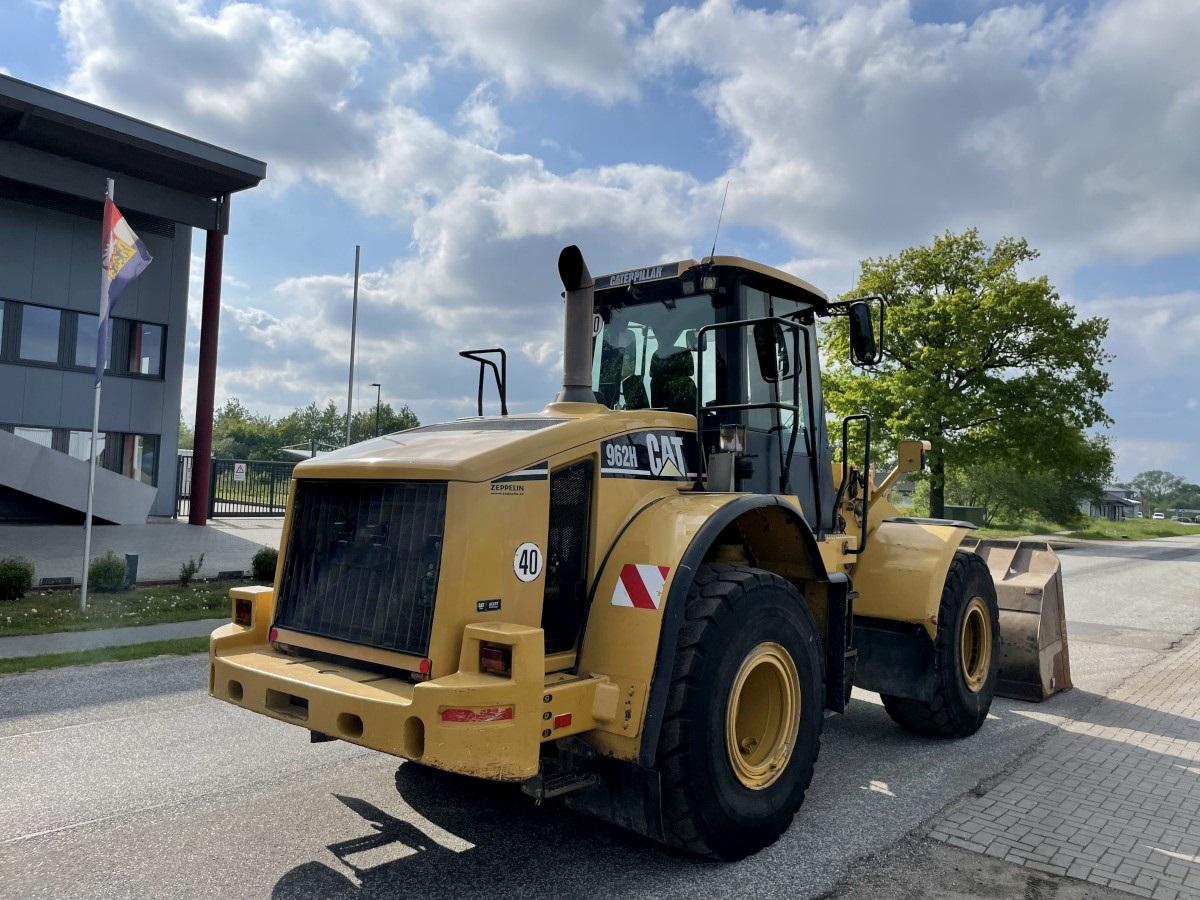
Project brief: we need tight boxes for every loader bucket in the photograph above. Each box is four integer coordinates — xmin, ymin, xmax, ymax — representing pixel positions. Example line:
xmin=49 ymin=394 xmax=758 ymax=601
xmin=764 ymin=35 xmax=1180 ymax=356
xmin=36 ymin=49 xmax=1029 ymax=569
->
xmin=960 ymin=539 xmax=1072 ymax=702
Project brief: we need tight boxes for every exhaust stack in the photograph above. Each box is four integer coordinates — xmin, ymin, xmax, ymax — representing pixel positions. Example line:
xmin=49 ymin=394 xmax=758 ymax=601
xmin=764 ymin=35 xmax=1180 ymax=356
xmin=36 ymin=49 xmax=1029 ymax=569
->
xmin=556 ymin=245 xmax=596 ymax=404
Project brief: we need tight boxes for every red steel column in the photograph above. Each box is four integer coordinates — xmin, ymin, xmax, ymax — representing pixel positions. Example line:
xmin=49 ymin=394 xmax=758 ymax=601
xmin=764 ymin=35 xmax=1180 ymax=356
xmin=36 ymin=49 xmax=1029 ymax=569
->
xmin=189 ymin=228 xmax=224 ymax=525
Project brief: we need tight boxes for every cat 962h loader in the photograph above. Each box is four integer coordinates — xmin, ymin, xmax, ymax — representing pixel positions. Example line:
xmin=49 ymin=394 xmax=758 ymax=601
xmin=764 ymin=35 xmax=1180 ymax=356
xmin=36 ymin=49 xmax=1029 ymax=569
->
xmin=210 ymin=246 xmax=1070 ymax=860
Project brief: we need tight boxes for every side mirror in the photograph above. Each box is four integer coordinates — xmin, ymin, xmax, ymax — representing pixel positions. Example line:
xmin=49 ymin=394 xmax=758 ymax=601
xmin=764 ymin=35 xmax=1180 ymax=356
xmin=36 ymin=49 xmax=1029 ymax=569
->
xmin=752 ymin=321 xmax=788 ymax=382
xmin=848 ymin=301 xmax=879 ymax=365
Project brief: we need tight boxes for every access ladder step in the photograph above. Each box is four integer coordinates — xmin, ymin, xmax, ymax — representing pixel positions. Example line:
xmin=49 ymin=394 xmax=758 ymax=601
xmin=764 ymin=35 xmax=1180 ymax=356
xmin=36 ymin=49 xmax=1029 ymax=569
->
xmin=521 ymin=770 xmax=598 ymax=802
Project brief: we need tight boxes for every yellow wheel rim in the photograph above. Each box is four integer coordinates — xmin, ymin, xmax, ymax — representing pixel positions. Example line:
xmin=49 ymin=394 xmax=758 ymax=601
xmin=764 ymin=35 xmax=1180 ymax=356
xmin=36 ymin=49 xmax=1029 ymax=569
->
xmin=960 ymin=597 xmax=993 ymax=693
xmin=724 ymin=641 xmax=801 ymax=790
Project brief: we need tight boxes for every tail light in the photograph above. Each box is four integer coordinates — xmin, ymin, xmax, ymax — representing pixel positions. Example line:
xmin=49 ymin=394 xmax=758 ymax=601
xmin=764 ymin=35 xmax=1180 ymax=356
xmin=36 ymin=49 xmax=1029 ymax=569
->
xmin=234 ymin=598 xmax=253 ymax=627
xmin=480 ymin=643 xmax=511 ymax=676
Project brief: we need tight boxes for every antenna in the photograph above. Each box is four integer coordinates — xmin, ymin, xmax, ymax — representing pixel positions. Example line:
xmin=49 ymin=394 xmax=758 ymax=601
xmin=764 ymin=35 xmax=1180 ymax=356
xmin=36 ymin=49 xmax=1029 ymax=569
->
xmin=709 ymin=180 xmax=730 ymax=260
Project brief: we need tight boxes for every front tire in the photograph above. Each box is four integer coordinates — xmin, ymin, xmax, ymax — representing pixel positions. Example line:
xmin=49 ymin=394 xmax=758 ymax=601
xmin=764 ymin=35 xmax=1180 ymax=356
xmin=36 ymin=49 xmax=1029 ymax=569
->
xmin=881 ymin=551 xmax=999 ymax=738
xmin=655 ymin=563 xmax=824 ymax=860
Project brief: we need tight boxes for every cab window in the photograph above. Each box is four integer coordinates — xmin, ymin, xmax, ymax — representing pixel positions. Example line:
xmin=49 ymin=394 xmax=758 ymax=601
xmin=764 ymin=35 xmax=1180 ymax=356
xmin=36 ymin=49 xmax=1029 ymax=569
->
xmin=591 ymin=293 xmax=723 ymax=415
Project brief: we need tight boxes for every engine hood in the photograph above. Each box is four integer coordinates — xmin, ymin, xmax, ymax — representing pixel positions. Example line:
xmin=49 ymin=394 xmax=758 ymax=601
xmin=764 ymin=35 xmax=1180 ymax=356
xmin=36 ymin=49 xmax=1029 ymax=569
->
xmin=292 ymin=402 xmax=696 ymax=483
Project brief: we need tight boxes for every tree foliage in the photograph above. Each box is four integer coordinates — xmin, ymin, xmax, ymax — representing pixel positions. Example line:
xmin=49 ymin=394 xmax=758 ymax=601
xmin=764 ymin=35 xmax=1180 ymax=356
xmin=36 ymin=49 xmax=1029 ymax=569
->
xmin=823 ymin=229 xmax=1113 ymax=518
xmin=210 ymin=398 xmax=420 ymax=461
xmin=1128 ymin=470 xmax=1189 ymax=514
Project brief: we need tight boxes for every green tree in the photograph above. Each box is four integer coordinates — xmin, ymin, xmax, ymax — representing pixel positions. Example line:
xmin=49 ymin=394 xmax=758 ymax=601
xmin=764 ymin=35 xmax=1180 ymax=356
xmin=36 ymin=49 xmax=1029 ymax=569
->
xmin=947 ymin=430 xmax=1112 ymax=524
xmin=274 ymin=401 xmax=346 ymax=454
xmin=823 ymin=229 xmax=1112 ymax=518
xmin=177 ymin=417 xmax=194 ymax=450
xmin=350 ymin=402 xmax=420 ymax=443
xmin=1129 ymin=470 xmax=1186 ymax=515
xmin=1170 ymin=483 xmax=1200 ymax=512
xmin=212 ymin=398 xmax=276 ymax=460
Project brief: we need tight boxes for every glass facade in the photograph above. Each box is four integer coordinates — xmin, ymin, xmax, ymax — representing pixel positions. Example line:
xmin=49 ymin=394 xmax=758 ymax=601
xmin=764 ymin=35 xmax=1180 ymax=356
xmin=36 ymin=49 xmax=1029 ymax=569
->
xmin=7 ymin=425 xmax=157 ymax=485
xmin=68 ymin=429 xmax=106 ymax=462
xmin=125 ymin=434 xmax=158 ymax=485
xmin=129 ymin=322 xmax=163 ymax=376
xmin=74 ymin=312 xmax=112 ymax=370
xmin=14 ymin=426 xmax=53 ymax=448
xmin=1 ymin=300 xmax=161 ymax=377
xmin=19 ymin=305 xmax=60 ymax=362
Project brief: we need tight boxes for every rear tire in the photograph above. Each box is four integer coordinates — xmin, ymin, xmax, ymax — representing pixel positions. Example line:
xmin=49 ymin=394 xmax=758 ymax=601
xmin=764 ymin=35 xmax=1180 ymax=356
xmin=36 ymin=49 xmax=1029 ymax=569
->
xmin=655 ymin=563 xmax=823 ymax=860
xmin=881 ymin=551 xmax=999 ymax=738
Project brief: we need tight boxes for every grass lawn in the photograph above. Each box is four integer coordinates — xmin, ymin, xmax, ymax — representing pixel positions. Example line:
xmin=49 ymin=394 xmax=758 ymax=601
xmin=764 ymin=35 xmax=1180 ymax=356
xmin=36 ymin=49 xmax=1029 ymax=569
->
xmin=0 ymin=636 xmax=209 ymax=675
xmin=1061 ymin=518 xmax=1200 ymax=541
xmin=974 ymin=518 xmax=1063 ymax=539
xmin=0 ymin=580 xmax=243 ymax=638
xmin=975 ymin=516 xmax=1200 ymax=541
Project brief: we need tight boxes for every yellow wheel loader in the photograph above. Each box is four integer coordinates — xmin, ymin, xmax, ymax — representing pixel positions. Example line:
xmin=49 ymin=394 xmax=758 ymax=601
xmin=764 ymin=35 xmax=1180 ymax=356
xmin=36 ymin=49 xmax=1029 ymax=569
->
xmin=209 ymin=246 xmax=1070 ymax=860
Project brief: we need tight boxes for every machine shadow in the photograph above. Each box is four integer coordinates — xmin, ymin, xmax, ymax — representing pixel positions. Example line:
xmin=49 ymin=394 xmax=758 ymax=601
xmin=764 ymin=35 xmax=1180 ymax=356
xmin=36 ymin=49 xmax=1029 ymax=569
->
xmin=272 ymin=764 xmax=716 ymax=899
xmin=1050 ymin=689 xmax=1199 ymax=744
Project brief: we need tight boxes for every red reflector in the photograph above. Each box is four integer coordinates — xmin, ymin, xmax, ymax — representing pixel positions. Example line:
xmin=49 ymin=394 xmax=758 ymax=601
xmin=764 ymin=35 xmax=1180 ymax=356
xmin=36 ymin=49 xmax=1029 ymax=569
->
xmin=440 ymin=706 xmax=514 ymax=723
xmin=268 ymin=627 xmax=279 ymax=643
xmin=419 ymin=658 xmax=432 ymax=675
xmin=553 ymin=713 xmax=572 ymax=729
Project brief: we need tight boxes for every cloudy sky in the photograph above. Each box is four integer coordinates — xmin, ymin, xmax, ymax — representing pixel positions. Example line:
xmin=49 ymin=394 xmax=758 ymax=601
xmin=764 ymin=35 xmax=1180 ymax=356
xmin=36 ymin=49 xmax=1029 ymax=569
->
xmin=3 ymin=0 xmax=1197 ymax=480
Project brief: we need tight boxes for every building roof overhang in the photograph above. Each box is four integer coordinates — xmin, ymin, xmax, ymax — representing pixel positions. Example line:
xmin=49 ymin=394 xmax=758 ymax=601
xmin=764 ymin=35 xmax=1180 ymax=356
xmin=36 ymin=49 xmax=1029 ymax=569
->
xmin=0 ymin=75 xmax=266 ymax=231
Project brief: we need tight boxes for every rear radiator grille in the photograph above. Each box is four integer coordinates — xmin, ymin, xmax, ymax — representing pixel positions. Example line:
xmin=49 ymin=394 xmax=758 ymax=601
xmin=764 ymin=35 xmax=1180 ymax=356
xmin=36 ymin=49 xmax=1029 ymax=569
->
xmin=274 ymin=480 xmax=447 ymax=656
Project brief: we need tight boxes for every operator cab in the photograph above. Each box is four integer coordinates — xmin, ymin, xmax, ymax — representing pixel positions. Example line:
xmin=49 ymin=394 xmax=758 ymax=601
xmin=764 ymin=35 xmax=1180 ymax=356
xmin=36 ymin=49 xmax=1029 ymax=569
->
xmin=589 ymin=257 xmax=838 ymax=534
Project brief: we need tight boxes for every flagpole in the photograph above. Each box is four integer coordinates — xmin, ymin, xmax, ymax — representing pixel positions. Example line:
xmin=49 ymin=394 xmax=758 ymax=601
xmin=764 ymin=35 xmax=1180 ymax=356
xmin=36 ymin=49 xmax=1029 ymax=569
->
xmin=81 ymin=177 xmax=114 ymax=612
xmin=345 ymin=244 xmax=361 ymax=447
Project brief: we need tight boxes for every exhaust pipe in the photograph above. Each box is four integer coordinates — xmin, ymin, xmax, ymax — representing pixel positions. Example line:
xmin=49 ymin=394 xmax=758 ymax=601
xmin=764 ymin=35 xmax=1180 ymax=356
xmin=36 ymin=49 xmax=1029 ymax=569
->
xmin=556 ymin=245 xmax=597 ymax=403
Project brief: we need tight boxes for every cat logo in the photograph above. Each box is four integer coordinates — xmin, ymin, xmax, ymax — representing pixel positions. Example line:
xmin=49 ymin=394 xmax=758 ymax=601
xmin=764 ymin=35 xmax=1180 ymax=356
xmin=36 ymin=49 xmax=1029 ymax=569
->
xmin=600 ymin=430 xmax=697 ymax=480
xmin=646 ymin=433 xmax=688 ymax=478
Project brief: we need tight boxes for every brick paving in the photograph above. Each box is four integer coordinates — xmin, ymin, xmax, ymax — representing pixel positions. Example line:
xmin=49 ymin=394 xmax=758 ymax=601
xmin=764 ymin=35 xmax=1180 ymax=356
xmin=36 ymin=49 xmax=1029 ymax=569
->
xmin=932 ymin=634 xmax=1200 ymax=898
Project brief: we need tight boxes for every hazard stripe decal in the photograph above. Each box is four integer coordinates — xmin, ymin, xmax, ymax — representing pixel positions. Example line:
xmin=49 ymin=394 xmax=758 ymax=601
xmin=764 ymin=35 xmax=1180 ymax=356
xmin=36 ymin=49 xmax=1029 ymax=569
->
xmin=611 ymin=564 xmax=670 ymax=610
xmin=491 ymin=461 xmax=549 ymax=483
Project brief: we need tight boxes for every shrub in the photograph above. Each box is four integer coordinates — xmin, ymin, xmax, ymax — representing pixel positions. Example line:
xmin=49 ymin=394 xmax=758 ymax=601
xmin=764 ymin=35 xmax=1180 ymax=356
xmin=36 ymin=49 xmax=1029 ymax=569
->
xmin=89 ymin=552 xmax=126 ymax=593
xmin=179 ymin=552 xmax=205 ymax=587
xmin=251 ymin=546 xmax=278 ymax=583
xmin=0 ymin=557 xmax=35 ymax=601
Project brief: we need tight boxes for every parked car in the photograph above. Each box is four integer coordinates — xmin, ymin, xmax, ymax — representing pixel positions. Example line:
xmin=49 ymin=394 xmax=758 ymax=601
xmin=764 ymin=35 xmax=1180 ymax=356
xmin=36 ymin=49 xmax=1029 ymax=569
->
xmin=1152 ymin=512 xmax=1166 ymax=520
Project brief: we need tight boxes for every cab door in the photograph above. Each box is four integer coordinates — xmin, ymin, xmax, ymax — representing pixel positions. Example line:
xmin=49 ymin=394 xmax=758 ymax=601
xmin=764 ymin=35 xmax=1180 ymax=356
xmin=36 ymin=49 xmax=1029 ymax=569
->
xmin=740 ymin=287 xmax=834 ymax=533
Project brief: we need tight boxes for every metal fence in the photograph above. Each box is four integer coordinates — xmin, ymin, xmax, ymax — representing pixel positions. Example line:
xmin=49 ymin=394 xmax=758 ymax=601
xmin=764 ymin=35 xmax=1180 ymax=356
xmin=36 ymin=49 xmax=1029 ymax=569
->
xmin=175 ymin=455 xmax=296 ymax=518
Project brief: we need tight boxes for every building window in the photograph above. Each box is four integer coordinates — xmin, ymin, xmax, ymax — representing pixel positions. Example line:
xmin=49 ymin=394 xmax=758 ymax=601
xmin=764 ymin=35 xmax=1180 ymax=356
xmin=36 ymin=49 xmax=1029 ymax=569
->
xmin=129 ymin=322 xmax=163 ymax=376
xmin=68 ymin=429 xmax=106 ymax=462
xmin=19 ymin=305 xmax=61 ymax=363
xmin=14 ymin=426 xmax=53 ymax=448
xmin=75 ymin=313 xmax=112 ymax=370
xmin=123 ymin=433 xmax=158 ymax=486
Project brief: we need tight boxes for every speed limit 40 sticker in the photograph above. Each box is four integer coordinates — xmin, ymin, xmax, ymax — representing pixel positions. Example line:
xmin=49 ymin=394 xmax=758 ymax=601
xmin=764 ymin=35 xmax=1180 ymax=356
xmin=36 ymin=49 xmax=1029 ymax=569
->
xmin=513 ymin=542 xmax=543 ymax=582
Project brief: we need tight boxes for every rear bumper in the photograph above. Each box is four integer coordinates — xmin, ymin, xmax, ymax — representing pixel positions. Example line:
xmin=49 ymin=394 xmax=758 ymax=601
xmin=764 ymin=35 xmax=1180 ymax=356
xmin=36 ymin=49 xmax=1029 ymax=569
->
xmin=209 ymin=621 xmax=615 ymax=781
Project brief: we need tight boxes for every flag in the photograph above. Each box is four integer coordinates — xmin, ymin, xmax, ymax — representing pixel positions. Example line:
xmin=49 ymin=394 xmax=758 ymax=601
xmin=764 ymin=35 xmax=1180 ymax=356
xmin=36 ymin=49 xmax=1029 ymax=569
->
xmin=97 ymin=196 xmax=152 ymax=383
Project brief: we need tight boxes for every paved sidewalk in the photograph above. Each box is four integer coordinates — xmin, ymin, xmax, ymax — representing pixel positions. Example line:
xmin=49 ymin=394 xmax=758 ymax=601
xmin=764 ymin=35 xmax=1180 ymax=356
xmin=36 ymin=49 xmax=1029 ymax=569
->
xmin=0 ymin=518 xmax=282 ymax=584
xmin=0 ymin=618 xmax=225 ymax=659
xmin=932 ymin=633 xmax=1200 ymax=898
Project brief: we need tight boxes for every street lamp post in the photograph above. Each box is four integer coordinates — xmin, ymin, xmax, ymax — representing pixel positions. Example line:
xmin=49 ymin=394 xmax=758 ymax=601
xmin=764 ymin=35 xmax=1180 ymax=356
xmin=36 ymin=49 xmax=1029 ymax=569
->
xmin=370 ymin=382 xmax=382 ymax=437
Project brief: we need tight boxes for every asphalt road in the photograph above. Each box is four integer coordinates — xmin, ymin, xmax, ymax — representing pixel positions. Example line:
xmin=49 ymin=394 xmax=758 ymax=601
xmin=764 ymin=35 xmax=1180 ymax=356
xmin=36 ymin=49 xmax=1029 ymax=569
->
xmin=1 ymin=535 xmax=1196 ymax=899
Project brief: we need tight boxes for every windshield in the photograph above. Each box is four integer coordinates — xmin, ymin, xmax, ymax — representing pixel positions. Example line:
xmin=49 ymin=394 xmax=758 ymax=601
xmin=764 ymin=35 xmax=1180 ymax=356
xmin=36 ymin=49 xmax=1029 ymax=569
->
xmin=590 ymin=294 xmax=722 ymax=414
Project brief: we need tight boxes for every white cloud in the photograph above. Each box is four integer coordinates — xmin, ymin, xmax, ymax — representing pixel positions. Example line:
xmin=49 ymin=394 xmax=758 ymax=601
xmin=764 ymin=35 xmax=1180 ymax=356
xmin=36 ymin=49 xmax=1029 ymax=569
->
xmin=333 ymin=0 xmax=644 ymax=103
xmin=646 ymin=0 xmax=1200 ymax=267
xmin=456 ymin=83 xmax=510 ymax=150
xmin=1079 ymin=291 xmax=1200 ymax=376
xmin=1112 ymin=437 xmax=1191 ymax=479
xmin=48 ymin=0 xmax=1200 ymax=475
xmin=58 ymin=0 xmax=372 ymax=184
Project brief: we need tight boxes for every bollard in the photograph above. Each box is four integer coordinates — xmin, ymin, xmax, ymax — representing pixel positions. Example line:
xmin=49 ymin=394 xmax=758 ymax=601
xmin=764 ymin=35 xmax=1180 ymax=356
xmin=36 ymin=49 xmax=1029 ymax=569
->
xmin=124 ymin=553 xmax=139 ymax=589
